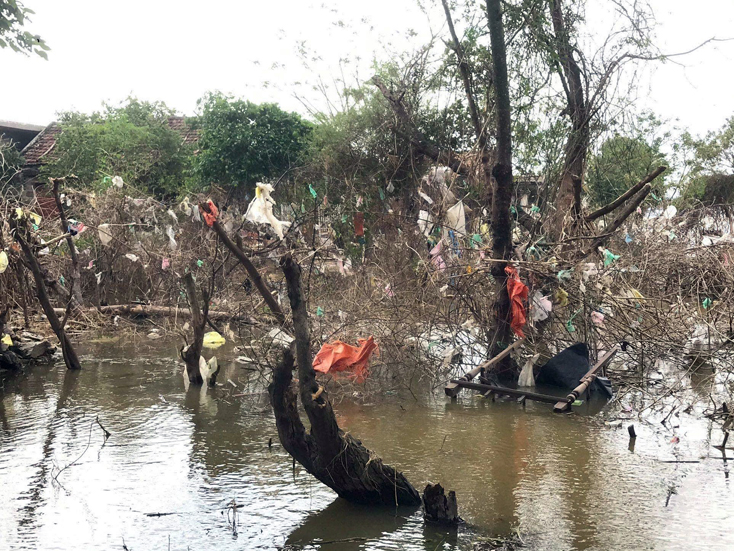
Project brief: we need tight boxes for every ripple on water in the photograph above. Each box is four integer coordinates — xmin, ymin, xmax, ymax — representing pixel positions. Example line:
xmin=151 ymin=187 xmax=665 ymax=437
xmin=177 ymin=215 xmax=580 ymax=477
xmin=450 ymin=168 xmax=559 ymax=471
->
xmin=2 ymin=342 xmax=734 ymax=550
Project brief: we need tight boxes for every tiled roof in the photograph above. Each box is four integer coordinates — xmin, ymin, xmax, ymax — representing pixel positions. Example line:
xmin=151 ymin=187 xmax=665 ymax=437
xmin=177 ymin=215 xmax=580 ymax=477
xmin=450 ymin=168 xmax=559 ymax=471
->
xmin=21 ymin=123 xmax=62 ymax=165
xmin=167 ymin=116 xmax=200 ymax=145
xmin=21 ymin=117 xmax=200 ymax=167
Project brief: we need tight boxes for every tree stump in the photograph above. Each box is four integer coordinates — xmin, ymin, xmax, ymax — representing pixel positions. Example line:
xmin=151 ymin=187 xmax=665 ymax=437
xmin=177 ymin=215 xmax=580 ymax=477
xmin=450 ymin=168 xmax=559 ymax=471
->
xmin=422 ymin=483 xmax=460 ymax=525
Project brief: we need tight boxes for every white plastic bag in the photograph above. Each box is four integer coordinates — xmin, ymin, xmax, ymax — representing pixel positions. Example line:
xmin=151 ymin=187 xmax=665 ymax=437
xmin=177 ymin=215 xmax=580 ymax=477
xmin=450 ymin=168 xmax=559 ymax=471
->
xmin=98 ymin=224 xmax=113 ymax=246
xmin=166 ymin=226 xmax=178 ymax=250
xmin=518 ymin=353 xmax=540 ymax=387
xmin=244 ymin=183 xmax=291 ymax=239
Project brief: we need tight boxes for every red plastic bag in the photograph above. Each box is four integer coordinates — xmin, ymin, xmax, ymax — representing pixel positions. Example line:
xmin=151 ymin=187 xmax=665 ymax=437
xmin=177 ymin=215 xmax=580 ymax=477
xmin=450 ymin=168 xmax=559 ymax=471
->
xmin=200 ymin=200 xmax=219 ymax=227
xmin=313 ymin=336 xmax=378 ymax=383
xmin=505 ymin=265 xmax=528 ymax=338
xmin=354 ymin=212 xmax=365 ymax=237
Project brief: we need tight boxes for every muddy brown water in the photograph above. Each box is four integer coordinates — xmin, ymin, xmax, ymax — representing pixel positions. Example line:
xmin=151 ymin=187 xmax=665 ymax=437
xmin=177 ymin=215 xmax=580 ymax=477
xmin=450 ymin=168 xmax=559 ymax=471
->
xmin=1 ymin=338 xmax=732 ymax=550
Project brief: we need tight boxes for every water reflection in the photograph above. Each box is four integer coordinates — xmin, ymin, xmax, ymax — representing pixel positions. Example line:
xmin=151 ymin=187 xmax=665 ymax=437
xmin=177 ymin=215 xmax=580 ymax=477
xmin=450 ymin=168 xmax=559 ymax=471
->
xmin=1 ymin=339 xmax=733 ymax=550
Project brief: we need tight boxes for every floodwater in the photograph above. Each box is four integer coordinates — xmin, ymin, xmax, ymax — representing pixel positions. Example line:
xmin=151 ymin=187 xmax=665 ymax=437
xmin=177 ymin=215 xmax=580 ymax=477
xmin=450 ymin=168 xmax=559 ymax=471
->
xmin=1 ymin=338 xmax=732 ymax=551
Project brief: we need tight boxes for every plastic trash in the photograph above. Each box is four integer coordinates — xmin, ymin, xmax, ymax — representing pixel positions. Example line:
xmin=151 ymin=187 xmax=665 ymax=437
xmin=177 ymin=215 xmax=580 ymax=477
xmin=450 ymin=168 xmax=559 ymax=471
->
xmin=167 ymin=209 xmax=178 ymax=223
xmin=555 ymin=288 xmax=569 ymax=307
xmin=581 ymin=263 xmax=598 ymax=281
xmin=316 ymin=306 xmax=324 ymax=317
xmin=166 ymin=226 xmax=178 ymax=250
xmin=244 ymin=183 xmax=291 ymax=239
xmin=505 ymin=265 xmax=528 ymax=338
xmin=0 ymin=251 xmax=8 ymax=274
xmin=313 ymin=336 xmax=379 ymax=383
xmin=267 ymin=328 xmax=294 ymax=348
xmin=603 ymin=249 xmax=619 ymax=267
xmin=1 ymin=334 xmax=12 ymax=346
xmin=703 ymin=297 xmax=712 ymax=309
xmin=591 ymin=311 xmax=605 ymax=327
xmin=663 ymin=205 xmax=677 ymax=219
xmin=445 ymin=201 xmax=466 ymax=237
xmin=518 ymin=353 xmax=540 ymax=387
xmin=125 ymin=253 xmax=139 ymax=262
xmin=531 ymin=291 xmax=552 ymax=322
xmin=98 ymin=224 xmax=113 ymax=246
xmin=354 ymin=212 xmax=365 ymax=237
xmin=203 ymin=331 xmax=226 ymax=349
xmin=429 ymin=241 xmax=446 ymax=271
xmin=308 ymin=184 xmax=318 ymax=199
xmin=161 ymin=258 xmax=170 ymax=270
xmin=112 ymin=176 xmax=124 ymax=188
xmin=201 ymin=200 xmax=219 ymax=227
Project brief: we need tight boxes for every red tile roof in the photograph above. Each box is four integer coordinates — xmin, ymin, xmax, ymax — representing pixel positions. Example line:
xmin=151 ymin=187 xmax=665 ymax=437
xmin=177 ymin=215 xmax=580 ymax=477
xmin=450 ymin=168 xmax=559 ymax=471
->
xmin=21 ymin=123 xmax=62 ymax=165
xmin=21 ymin=117 xmax=200 ymax=167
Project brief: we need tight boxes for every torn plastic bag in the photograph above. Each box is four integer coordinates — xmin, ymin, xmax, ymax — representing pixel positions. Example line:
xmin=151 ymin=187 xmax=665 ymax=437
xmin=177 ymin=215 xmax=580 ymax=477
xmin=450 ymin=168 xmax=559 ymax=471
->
xmin=244 ymin=183 xmax=291 ymax=239
xmin=166 ymin=226 xmax=178 ymax=250
xmin=203 ymin=331 xmax=225 ymax=349
xmin=505 ymin=265 xmax=528 ymax=338
xmin=0 ymin=251 xmax=8 ymax=274
xmin=445 ymin=201 xmax=466 ymax=237
xmin=518 ymin=353 xmax=540 ymax=387
xmin=535 ymin=343 xmax=612 ymax=397
xmin=98 ymin=224 xmax=113 ymax=246
xmin=531 ymin=291 xmax=552 ymax=322
xmin=313 ymin=336 xmax=379 ymax=383
xmin=354 ymin=212 xmax=365 ymax=237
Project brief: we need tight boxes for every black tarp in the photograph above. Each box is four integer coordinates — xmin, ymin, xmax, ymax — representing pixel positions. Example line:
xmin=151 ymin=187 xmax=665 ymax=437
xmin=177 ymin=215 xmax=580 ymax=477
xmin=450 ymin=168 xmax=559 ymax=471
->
xmin=535 ymin=343 xmax=613 ymax=397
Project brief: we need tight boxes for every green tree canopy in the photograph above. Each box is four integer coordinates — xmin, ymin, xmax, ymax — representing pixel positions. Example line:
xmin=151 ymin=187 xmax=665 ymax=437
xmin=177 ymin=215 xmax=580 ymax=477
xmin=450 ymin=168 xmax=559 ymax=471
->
xmin=0 ymin=1 xmax=48 ymax=57
xmin=43 ymin=98 xmax=195 ymax=198
xmin=195 ymin=93 xmax=313 ymax=191
xmin=586 ymin=133 xmax=668 ymax=208
xmin=679 ymin=116 xmax=734 ymax=205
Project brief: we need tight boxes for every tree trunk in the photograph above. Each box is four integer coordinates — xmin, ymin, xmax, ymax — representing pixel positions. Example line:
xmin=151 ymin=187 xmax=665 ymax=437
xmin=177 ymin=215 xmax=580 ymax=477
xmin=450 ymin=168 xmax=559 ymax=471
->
xmin=269 ymin=254 xmax=421 ymax=506
xmin=51 ymin=178 xmax=83 ymax=306
xmin=180 ymin=272 xmax=205 ymax=385
xmin=486 ymin=0 xmax=515 ymax=375
xmin=548 ymin=0 xmax=589 ymax=234
xmin=422 ymin=483 xmax=460 ymax=525
xmin=15 ymin=227 xmax=81 ymax=370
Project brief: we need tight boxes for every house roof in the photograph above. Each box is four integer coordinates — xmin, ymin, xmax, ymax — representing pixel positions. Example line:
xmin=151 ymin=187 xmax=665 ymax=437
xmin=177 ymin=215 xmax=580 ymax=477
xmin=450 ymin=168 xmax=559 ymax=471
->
xmin=21 ymin=116 xmax=200 ymax=167
xmin=21 ymin=122 xmax=62 ymax=165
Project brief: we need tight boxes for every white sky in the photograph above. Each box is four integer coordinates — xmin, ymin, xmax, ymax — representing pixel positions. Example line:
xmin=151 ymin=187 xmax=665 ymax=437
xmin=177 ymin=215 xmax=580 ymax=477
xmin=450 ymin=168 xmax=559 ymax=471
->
xmin=1 ymin=0 xmax=733 ymax=137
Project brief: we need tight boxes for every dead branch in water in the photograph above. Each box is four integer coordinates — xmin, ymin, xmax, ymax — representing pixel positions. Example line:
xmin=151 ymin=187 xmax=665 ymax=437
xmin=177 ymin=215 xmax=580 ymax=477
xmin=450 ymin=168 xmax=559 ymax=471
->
xmin=269 ymin=253 xmax=421 ymax=506
xmin=12 ymin=217 xmax=81 ymax=370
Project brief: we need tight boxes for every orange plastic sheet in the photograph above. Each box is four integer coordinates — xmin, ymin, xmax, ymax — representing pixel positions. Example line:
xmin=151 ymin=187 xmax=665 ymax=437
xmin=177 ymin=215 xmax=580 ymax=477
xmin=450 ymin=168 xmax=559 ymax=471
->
xmin=313 ymin=336 xmax=378 ymax=383
xmin=200 ymin=200 xmax=219 ymax=227
xmin=505 ymin=265 xmax=528 ymax=338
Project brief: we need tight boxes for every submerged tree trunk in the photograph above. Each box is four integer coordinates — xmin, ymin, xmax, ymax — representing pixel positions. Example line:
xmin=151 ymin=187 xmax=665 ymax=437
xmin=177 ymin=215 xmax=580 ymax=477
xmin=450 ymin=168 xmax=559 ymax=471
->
xmin=486 ymin=0 xmax=515 ymax=375
xmin=269 ymin=254 xmax=421 ymax=506
xmin=14 ymin=226 xmax=81 ymax=371
xmin=180 ymin=272 xmax=205 ymax=385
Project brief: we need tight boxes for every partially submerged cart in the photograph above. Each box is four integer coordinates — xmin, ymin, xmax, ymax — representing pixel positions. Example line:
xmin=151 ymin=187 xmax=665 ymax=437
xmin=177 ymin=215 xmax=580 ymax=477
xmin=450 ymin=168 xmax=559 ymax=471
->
xmin=445 ymin=339 xmax=617 ymax=413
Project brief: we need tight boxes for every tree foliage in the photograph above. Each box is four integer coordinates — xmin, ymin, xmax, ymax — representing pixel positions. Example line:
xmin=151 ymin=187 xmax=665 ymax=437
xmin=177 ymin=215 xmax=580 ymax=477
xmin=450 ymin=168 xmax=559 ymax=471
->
xmin=43 ymin=98 xmax=195 ymax=198
xmin=0 ymin=0 xmax=48 ymax=57
xmin=586 ymin=126 xmax=668 ymax=208
xmin=195 ymin=93 xmax=313 ymax=191
xmin=679 ymin=116 xmax=734 ymax=205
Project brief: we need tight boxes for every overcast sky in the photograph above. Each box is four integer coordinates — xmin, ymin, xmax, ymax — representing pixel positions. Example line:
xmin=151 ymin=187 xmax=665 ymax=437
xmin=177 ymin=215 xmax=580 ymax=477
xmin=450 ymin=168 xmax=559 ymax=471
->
xmin=1 ymin=0 xmax=733 ymax=137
